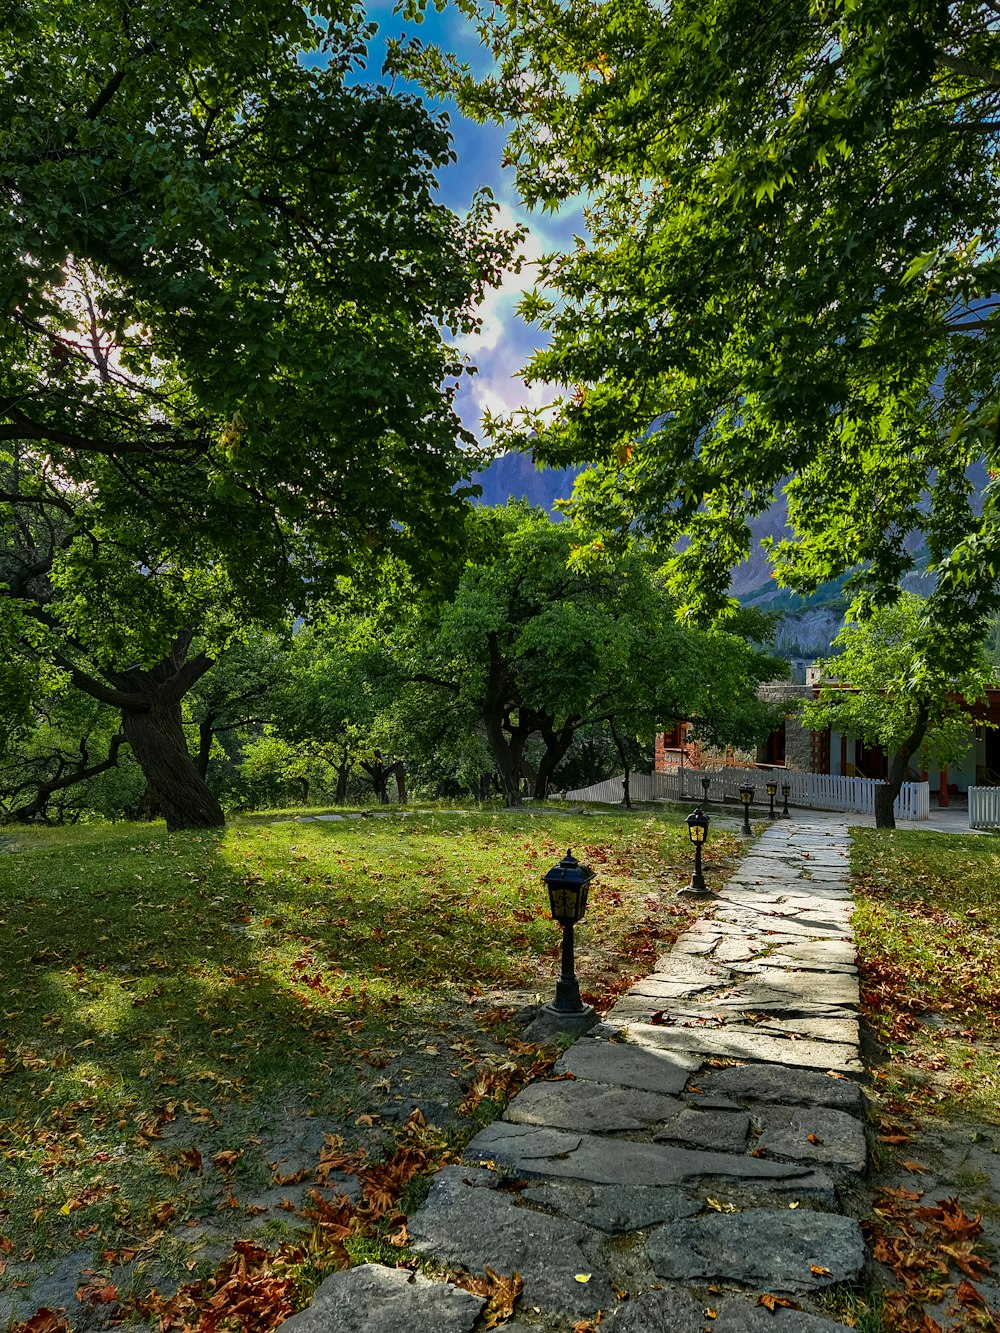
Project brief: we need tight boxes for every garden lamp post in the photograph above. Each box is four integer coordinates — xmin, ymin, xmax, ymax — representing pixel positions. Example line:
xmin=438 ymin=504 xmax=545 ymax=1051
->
xmin=701 ymin=775 xmax=711 ymax=804
xmin=766 ymin=778 xmax=778 ymax=820
xmin=678 ymin=807 xmax=711 ymax=896
xmin=781 ymin=783 xmax=791 ymax=818
xmin=739 ymin=783 xmax=754 ymax=836
xmin=542 ymin=850 xmax=595 ymax=1015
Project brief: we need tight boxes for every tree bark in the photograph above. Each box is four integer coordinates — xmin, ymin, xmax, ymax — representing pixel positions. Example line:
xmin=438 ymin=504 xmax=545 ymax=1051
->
xmin=122 ymin=696 xmax=224 ymax=831
xmin=874 ymin=704 xmax=930 ymax=830
xmin=481 ymin=632 xmax=522 ymax=806
xmin=534 ymin=719 xmax=575 ymax=800
xmin=609 ymin=718 xmax=631 ymax=809
xmin=335 ymin=759 xmax=351 ymax=804
xmin=483 ymin=707 xmax=522 ymax=805
xmin=197 ymin=716 xmax=215 ymax=779
xmin=390 ymin=760 xmax=408 ymax=804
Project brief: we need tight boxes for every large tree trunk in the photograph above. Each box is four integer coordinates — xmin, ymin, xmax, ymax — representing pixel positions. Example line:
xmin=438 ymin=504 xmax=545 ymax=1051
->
xmin=482 ymin=632 xmax=522 ymax=806
xmin=609 ymin=718 xmax=631 ymax=809
xmin=484 ymin=708 xmax=522 ymax=805
xmin=874 ymin=704 xmax=930 ymax=830
xmin=335 ymin=758 xmax=351 ymax=804
xmin=122 ymin=696 xmax=224 ymax=831
xmin=534 ymin=719 xmax=575 ymax=800
xmin=45 ymin=629 xmax=222 ymax=832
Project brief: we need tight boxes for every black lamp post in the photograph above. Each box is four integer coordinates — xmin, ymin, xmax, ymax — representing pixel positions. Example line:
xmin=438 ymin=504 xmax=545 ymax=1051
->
xmin=781 ymin=783 xmax=791 ymax=818
xmin=766 ymin=778 xmax=778 ymax=820
xmin=739 ymin=783 xmax=754 ymax=836
xmin=678 ymin=807 xmax=711 ymax=896
xmin=701 ymin=775 xmax=711 ymax=804
xmin=542 ymin=850 xmax=595 ymax=1014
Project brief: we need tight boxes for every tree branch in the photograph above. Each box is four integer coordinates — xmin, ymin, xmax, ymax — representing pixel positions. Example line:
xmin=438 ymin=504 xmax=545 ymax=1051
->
xmin=935 ymin=50 xmax=1000 ymax=90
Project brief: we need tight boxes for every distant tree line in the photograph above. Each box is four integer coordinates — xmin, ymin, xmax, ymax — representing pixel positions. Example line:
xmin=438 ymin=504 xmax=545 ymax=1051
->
xmin=0 ymin=504 xmax=786 ymax=825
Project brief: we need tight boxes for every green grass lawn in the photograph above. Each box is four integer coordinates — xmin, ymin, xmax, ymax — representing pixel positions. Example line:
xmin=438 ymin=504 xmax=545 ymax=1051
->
xmin=852 ymin=828 xmax=1000 ymax=1122
xmin=0 ymin=806 xmax=734 ymax=1325
xmin=850 ymin=828 xmax=1000 ymax=1333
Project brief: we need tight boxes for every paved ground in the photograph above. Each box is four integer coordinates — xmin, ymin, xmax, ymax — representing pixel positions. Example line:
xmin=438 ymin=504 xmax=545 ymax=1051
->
xmin=282 ymin=818 xmax=871 ymax=1332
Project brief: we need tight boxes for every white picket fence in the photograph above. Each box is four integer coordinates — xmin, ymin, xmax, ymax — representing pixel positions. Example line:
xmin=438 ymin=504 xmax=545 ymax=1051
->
xmin=969 ymin=786 xmax=1000 ymax=829
xmin=561 ymin=765 xmax=930 ymax=821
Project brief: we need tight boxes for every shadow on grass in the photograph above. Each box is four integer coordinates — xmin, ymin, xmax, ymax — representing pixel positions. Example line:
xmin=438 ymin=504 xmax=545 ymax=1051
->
xmin=0 ymin=807 xmax=717 ymax=1305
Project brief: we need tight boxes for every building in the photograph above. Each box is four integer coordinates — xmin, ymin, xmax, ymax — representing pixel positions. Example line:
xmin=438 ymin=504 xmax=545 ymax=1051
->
xmin=654 ymin=676 xmax=1000 ymax=804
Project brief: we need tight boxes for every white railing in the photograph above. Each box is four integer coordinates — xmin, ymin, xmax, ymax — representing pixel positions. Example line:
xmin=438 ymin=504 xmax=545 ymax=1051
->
xmin=969 ymin=786 xmax=1000 ymax=829
xmin=560 ymin=766 xmax=930 ymax=820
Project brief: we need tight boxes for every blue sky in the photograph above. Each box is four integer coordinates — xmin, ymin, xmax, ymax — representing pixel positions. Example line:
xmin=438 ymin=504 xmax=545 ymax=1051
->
xmin=362 ymin=1 xmax=586 ymax=443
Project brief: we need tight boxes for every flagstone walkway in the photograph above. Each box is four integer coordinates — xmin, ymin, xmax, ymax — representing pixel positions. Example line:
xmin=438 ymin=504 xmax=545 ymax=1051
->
xmin=283 ymin=819 xmax=869 ymax=1332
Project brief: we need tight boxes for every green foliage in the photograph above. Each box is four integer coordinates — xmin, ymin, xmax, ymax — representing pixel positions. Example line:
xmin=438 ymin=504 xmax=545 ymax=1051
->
xmin=0 ymin=0 xmax=523 ymax=828
xmin=414 ymin=0 xmax=1000 ymax=677
xmin=1 ymin=0 xmax=520 ymax=608
xmin=397 ymin=503 xmax=783 ymax=798
xmin=0 ymin=685 xmax=144 ymax=823
xmin=803 ymin=593 xmax=992 ymax=771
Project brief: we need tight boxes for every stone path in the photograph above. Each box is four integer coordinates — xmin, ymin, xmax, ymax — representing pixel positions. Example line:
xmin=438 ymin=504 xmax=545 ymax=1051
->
xmin=282 ymin=819 xmax=869 ymax=1332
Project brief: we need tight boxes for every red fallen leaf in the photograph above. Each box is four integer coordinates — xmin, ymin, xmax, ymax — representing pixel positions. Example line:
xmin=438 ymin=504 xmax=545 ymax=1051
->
xmin=880 ymin=1186 xmax=923 ymax=1202
xmin=649 ymin=1010 xmax=669 ymax=1025
xmin=751 ymin=1147 xmax=767 ymax=1158
xmin=153 ymin=1201 xmax=176 ymax=1226
xmin=12 ymin=1310 xmax=71 ymax=1333
xmin=212 ymin=1149 xmax=240 ymax=1171
xmin=901 ymin=1160 xmax=927 ymax=1173
xmin=806 ymin=1134 xmax=823 ymax=1145
xmin=546 ymin=1072 xmax=578 ymax=1082
xmin=955 ymin=1278 xmax=986 ymax=1307
xmin=178 ymin=1147 xmax=202 ymax=1173
xmin=75 ymin=1282 xmax=118 ymax=1305
xmin=878 ymin=1134 xmax=911 ymax=1144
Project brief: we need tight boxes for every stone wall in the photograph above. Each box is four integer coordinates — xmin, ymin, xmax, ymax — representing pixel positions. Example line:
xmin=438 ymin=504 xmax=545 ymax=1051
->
xmin=757 ymin=682 xmax=816 ymax=772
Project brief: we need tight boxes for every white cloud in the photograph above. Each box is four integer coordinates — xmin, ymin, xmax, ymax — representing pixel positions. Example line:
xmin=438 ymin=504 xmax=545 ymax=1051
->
xmin=453 ymin=196 xmax=584 ymax=439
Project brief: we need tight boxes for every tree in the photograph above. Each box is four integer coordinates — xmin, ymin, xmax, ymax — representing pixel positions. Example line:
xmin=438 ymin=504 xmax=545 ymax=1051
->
xmin=802 ymin=594 xmax=993 ymax=826
xmin=0 ymin=687 xmax=133 ymax=824
xmin=415 ymin=0 xmax=1000 ymax=763
xmin=0 ymin=0 xmax=519 ymax=827
xmin=405 ymin=503 xmax=783 ymax=804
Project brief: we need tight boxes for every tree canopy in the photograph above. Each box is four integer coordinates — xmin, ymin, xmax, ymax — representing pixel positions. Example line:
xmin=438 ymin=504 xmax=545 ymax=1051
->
xmin=0 ymin=0 xmax=521 ymax=827
xmin=419 ymin=0 xmax=1000 ymax=648
xmin=803 ymin=593 xmax=994 ymax=825
xmin=2 ymin=0 xmax=520 ymax=600
xmin=401 ymin=503 xmax=783 ymax=803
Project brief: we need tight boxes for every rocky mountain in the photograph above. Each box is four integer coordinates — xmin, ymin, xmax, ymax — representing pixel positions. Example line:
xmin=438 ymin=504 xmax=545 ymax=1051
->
xmin=472 ymin=450 xmax=578 ymax=515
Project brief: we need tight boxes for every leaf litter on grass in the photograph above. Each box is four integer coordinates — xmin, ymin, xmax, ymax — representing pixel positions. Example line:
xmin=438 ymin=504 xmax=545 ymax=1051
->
xmin=852 ymin=828 xmax=1000 ymax=1332
xmin=0 ymin=808 xmax=729 ymax=1330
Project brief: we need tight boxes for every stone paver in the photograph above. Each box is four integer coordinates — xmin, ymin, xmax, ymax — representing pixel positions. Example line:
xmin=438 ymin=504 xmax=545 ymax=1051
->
xmin=280 ymin=817 xmax=867 ymax=1333
xmin=646 ymin=1209 xmax=866 ymax=1291
xmin=278 ymin=1264 xmax=485 ymax=1333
